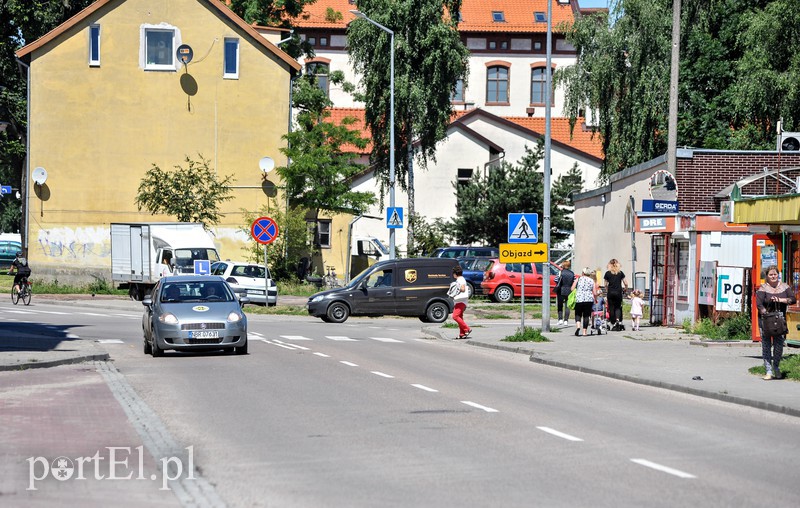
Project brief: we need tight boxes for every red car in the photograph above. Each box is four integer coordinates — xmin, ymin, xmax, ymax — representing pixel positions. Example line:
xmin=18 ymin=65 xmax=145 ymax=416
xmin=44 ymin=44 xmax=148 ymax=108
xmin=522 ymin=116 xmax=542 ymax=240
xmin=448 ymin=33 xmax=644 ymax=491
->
xmin=481 ymin=259 xmax=561 ymax=303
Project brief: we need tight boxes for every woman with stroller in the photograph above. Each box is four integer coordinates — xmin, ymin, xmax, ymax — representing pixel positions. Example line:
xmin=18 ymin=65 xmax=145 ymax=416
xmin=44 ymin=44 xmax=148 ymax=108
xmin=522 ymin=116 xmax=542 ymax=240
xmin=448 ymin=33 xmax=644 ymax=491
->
xmin=571 ymin=267 xmax=598 ymax=336
xmin=604 ymin=258 xmax=628 ymax=331
xmin=554 ymin=260 xmax=575 ymax=325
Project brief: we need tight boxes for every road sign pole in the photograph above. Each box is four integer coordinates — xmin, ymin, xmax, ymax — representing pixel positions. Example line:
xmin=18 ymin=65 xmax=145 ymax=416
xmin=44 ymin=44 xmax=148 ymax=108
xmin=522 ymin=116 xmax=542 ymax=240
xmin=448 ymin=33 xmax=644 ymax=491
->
xmin=264 ymin=244 xmax=268 ymax=301
xmin=521 ymin=273 xmax=525 ymax=329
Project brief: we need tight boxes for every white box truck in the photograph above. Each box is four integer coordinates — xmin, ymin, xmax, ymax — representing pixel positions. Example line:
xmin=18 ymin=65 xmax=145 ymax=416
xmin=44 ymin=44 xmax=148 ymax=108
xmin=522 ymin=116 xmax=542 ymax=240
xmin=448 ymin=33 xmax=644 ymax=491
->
xmin=111 ymin=222 xmax=221 ymax=300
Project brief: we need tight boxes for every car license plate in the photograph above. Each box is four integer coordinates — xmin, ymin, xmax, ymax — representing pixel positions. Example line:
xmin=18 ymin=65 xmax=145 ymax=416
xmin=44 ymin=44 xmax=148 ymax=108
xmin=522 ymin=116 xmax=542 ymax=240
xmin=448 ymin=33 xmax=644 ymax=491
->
xmin=189 ymin=331 xmax=219 ymax=339
xmin=247 ymin=289 xmax=265 ymax=295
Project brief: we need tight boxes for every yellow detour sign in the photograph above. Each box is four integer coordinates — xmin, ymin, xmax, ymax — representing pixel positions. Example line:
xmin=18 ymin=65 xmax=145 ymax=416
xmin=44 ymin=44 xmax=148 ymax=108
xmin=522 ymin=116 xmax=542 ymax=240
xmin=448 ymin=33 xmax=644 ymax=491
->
xmin=499 ymin=243 xmax=548 ymax=263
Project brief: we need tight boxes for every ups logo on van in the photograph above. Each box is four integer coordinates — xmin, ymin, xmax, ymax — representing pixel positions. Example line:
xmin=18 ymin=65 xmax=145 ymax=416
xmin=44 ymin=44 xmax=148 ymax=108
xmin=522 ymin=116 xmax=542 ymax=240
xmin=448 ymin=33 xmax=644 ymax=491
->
xmin=405 ymin=269 xmax=417 ymax=283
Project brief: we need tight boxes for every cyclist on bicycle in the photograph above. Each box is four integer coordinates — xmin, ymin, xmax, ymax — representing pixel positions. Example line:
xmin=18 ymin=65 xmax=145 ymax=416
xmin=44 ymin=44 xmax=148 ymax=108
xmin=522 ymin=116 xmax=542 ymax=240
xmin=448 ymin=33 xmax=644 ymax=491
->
xmin=9 ymin=251 xmax=31 ymax=295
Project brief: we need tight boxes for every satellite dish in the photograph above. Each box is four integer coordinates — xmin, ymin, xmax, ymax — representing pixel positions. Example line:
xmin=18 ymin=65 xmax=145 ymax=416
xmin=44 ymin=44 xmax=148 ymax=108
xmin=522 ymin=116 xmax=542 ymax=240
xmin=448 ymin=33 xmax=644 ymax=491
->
xmin=259 ymin=157 xmax=275 ymax=174
xmin=32 ymin=167 xmax=48 ymax=185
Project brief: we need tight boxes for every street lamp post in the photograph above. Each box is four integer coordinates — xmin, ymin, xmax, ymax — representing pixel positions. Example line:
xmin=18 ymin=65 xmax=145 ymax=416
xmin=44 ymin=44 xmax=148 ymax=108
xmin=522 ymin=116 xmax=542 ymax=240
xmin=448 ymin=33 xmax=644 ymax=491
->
xmin=350 ymin=10 xmax=395 ymax=259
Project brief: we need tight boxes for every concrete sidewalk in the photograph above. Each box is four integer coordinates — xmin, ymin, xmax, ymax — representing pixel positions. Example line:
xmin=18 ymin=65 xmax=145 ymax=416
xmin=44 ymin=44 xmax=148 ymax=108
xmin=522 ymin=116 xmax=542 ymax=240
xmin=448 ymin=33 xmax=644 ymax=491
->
xmin=424 ymin=319 xmax=800 ymax=418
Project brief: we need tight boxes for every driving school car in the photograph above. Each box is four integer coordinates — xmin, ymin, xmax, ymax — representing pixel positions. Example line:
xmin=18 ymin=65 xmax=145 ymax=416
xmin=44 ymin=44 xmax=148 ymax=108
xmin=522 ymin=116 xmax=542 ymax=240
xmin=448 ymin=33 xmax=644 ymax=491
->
xmin=142 ymin=275 xmax=249 ymax=356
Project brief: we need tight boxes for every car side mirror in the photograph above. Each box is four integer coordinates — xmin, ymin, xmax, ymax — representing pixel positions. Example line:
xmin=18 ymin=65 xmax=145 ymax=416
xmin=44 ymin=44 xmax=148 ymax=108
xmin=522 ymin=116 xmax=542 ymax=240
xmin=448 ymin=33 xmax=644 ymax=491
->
xmin=142 ymin=296 xmax=152 ymax=307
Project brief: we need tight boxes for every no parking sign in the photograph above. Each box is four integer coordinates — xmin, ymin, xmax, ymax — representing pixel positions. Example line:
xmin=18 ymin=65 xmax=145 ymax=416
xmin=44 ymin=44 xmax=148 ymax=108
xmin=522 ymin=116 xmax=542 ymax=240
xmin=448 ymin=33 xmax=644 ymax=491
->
xmin=251 ymin=217 xmax=279 ymax=245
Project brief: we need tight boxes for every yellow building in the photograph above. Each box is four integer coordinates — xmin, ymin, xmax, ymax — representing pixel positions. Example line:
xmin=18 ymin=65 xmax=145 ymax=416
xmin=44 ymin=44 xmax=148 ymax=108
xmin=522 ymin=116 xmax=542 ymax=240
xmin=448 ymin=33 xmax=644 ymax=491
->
xmin=15 ymin=0 xmax=300 ymax=283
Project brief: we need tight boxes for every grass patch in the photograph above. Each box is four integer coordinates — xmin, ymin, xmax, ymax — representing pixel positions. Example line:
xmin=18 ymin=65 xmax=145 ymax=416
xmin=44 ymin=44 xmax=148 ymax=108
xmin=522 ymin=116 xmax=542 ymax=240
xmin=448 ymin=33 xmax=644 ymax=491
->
xmin=501 ymin=326 xmax=550 ymax=343
xmin=441 ymin=322 xmax=458 ymax=329
xmin=243 ymin=304 xmax=308 ymax=316
xmin=683 ymin=314 xmax=752 ymax=341
xmin=748 ymin=354 xmax=800 ymax=381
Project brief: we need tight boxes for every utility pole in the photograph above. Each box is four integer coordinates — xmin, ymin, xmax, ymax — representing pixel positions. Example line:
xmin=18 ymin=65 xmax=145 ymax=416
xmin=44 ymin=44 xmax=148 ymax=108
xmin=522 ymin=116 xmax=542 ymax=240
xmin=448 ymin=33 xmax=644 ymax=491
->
xmin=541 ymin=0 xmax=553 ymax=331
xmin=667 ymin=0 xmax=681 ymax=174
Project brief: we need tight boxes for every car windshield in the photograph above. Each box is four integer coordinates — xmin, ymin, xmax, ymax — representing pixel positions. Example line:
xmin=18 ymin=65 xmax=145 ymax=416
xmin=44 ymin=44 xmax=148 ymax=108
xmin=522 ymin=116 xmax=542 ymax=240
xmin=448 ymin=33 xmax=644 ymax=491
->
xmin=160 ymin=282 xmax=233 ymax=303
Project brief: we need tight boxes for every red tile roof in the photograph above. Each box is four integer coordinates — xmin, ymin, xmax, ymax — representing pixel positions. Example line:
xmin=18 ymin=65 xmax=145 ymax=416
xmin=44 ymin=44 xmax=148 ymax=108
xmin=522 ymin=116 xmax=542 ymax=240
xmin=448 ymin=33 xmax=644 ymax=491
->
xmin=326 ymin=107 xmax=603 ymax=160
xmin=504 ymin=116 xmax=603 ymax=159
xmin=294 ymin=0 xmax=576 ymax=33
xmin=325 ymin=107 xmax=371 ymax=153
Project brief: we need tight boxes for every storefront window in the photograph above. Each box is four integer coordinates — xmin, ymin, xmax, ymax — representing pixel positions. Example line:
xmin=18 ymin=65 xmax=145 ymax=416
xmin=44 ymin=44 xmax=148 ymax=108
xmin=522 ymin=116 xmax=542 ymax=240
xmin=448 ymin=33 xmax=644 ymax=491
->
xmin=676 ymin=240 xmax=689 ymax=301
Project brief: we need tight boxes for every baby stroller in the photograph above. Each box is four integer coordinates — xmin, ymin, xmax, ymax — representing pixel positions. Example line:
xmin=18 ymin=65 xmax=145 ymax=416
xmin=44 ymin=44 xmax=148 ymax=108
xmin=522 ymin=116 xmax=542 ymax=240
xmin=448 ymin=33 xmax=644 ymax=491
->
xmin=590 ymin=296 xmax=609 ymax=335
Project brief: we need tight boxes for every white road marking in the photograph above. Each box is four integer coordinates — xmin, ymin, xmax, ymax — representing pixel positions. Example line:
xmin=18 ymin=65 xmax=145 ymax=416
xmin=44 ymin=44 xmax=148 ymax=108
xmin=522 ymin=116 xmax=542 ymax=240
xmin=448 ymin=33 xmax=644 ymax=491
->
xmin=110 ymin=313 xmax=139 ymax=318
xmin=4 ymin=310 xmax=35 ymax=314
xmin=630 ymin=459 xmax=696 ymax=479
xmin=313 ymin=352 xmax=330 ymax=358
xmin=262 ymin=340 xmax=297 ymax=350
xmin=340 ymin=361 xmax=359 ymax=367
xmin=411 ymin=384 xmax=438 ymax=392
xmin=280 ymin=335 xmax=312 ymax=341
xmin=369 ymin=337 xmax=403 ymax=343
xmin=536 ymin=427 xmax=584 ymax=442
xmin=371 ymin=371 xmax=395 ymax=378
xmin=79 ymin=312 xmax=106 ymax=317
xmin=274 ymin=340 xmax=310 ymax=351
xmin=326 ymin=336 xmax=358 ymax=341
xmin=66 ymin=333 xmax=80 ymax=339
xmin=461 ymin=401 xmax=499 ymax=413
xmin=96 ymin=339 xmax=124 ymax=344
xmin=32 ymin=310 xmax=71 ymax=315
xmin=249 ymin=332 xmax=264 ymax=337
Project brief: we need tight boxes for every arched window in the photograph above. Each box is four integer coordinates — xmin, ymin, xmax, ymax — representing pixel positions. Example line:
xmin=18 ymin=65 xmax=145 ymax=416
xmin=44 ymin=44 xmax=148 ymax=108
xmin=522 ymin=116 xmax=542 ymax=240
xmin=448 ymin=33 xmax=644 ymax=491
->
xmin=306 ymin=61 xmax=329 ymax=96
xmin=486 ymin=65 xmax=509 ymax=103
xmin=530 ymin=64 xmax=556 ymax=106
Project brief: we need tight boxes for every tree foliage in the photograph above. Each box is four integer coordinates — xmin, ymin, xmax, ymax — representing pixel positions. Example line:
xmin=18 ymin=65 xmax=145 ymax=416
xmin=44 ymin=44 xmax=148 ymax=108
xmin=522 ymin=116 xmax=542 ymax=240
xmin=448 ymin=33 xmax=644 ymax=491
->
xmin=451 ymin=144 xmax=581 ymax=248
xmin=347 ymin=0 xmax=470 ymax=248
xmin=226 ymin=0 xmax=316 ymax=58
xmin=277 ymin=72 xmax=376 ymax=217
xmin=556 ymin=0 xmax=800 ymax=176
xmin=0 ymin=0 xmax=95 ymax=234
xmin=135 ymin=155 xmax=234 ymax=229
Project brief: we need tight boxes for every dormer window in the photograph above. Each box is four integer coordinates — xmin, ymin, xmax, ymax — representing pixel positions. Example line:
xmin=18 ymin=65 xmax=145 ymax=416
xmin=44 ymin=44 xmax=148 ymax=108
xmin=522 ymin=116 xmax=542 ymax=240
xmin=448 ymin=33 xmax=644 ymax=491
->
xmin=534 ymin=12 xmax=547 ymax=23
xmin=492 ymin=11 xmax=505 ymax=22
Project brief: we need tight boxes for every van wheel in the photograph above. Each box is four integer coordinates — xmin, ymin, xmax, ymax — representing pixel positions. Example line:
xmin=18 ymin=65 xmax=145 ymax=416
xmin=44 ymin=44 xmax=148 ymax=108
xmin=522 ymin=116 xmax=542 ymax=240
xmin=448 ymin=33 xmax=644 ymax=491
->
xmin=494 ymin=284 xmax=514 ymax=303
xmin=326 ymin=302 xmax=350 ymax=323
xmin=426 ymin=302 xmax=449 ymax=323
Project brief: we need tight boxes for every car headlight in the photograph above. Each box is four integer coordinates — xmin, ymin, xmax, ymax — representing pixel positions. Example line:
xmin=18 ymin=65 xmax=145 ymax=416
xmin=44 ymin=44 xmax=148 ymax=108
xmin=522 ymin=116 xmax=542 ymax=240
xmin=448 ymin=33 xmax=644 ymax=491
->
xmin=227 ymin=312 xmax=243 ymax=323
xmin=159 ymin=313 xmax=179 ymax=325
xmin=311 ymin=295 xmax=324 ymax=303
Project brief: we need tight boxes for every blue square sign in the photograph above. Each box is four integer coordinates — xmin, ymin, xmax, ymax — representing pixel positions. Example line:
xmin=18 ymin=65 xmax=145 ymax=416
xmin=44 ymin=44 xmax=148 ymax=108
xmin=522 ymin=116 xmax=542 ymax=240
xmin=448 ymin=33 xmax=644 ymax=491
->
xmin=387 ymin=207 xmax=404 ymax=229
xmin=508 ymin=213 xmax=539 ymax=243
xmin=194 ymin=260 xmax=211 ymax=275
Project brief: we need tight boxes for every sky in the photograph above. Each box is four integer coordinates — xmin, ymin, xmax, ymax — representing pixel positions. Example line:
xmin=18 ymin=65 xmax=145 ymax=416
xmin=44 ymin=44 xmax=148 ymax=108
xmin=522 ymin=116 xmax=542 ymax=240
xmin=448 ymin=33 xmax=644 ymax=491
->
xmin=578 ymin=0 xmax=611 ymax=8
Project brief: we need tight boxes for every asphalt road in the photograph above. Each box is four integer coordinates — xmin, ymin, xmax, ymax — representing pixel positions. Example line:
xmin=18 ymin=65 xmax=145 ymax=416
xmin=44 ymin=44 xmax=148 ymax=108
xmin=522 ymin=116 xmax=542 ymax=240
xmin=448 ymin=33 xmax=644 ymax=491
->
xmin=3 ymin=300 xmax=800 ymax=507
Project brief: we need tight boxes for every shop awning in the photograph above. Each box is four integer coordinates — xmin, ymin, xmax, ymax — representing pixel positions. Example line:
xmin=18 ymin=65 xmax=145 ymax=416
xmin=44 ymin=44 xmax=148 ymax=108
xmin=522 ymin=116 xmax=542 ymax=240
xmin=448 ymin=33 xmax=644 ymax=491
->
xmin=734 ymin=194 xmax=800 ymax=224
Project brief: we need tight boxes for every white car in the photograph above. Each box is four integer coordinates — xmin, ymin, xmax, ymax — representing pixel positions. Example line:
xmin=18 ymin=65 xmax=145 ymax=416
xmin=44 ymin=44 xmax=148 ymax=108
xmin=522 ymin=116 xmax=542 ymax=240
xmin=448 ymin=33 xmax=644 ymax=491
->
xmin=211 ymin=261 xmax=277 ymax=306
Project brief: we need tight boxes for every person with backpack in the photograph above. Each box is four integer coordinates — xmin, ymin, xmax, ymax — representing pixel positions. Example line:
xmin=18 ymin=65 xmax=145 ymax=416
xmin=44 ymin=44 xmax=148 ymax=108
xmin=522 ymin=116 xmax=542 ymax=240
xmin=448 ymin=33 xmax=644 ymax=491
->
xmin=554 ymin=260 xmax=575 ymax=325
xmin=9 ymin=251 xmax=31 ymax=295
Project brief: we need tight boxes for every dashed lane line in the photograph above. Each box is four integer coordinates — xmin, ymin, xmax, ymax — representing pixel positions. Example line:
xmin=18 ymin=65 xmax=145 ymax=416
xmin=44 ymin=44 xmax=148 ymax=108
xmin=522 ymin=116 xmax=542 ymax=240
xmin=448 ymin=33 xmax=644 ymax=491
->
xmin=371 ymin=371 xmax=395 ymax=378
xmin=369 ymin=337 xmax=404 ymax=343
xmin=325 ymin=336 xmax=358 ymax=341
xmin=536 ymin=427 xmax=584 ymax=442
xmin=340 ymin=361 xmax=359 ymax=367
xmin=461 ymin=401 xmax=499 ymax=413
xmin=630 ymin=459 xmax=696 ymax=479
xmin=411 ymin=384 xmax=438 ymax=393
xmin=279 ymin=335 xmax=312 ymax=341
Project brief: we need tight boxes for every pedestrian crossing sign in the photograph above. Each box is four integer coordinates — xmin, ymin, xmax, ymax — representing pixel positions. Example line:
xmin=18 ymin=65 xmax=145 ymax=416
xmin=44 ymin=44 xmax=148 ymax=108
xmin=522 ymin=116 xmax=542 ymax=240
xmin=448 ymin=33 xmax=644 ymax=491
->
xmin=387 ymin=207 xmax=404 ymax=229
xmin=508 ymin=213 xmax=538 ymax=243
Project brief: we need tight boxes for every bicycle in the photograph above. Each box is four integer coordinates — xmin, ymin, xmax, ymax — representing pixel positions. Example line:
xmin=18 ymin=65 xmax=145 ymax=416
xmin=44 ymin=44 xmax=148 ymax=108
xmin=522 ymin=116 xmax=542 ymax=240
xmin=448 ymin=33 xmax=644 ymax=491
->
xmin=11 ymin=277 xmax=32 ymax=306
xmin=324 ymin=265 xmax=341 ymax=289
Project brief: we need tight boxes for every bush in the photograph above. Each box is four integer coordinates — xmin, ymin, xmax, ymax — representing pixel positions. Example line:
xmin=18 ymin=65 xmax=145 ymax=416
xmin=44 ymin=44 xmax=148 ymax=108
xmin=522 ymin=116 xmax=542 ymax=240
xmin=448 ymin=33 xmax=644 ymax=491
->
xmin=687 ymin=313 xmax=752 ymax=341
xmin=502 ymin=326 xmax=550 ymax=343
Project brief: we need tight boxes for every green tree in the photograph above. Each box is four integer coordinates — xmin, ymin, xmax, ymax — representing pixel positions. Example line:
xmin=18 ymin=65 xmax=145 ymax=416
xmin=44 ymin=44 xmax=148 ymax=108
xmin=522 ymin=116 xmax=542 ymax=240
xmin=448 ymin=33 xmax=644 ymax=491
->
xmin=277 ymin=73 xmax=376 ymax=218
xmin=135 ymin=155 xmax=234 ymax=229
xmin=226 ymin=0 xmax=316 ymax=58
xmin=0 ymin=0 xmax=94 ymax=235
xmin=556 ymin=0 xmax=800 ymax=176
xmin=347 ymin=0 xmax=470 ymax=252
xmin=407 ymin=214 xmax=450 ymax=257
xmin=451 ymin=144 xmax=574 ymax=248
xmin=241 ymin=201 xmax=311 ymax=281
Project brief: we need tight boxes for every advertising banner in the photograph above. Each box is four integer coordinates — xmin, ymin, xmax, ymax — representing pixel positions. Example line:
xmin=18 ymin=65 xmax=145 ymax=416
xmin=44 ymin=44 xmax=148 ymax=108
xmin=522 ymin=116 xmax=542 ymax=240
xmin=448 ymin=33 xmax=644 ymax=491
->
xmin=716 ymin=266 xmax=744 ymax=312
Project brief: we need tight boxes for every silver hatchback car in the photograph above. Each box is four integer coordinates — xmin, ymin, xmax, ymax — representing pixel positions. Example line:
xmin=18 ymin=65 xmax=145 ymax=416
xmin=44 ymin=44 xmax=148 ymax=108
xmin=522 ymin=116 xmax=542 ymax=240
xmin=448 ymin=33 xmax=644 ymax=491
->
xmin=142 ymin=275 xmax=249 ymax=356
